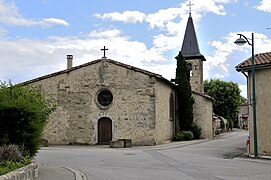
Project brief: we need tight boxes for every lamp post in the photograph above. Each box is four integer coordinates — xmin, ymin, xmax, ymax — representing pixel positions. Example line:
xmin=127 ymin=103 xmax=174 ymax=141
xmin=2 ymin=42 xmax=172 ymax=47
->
xmin=234 ymin=33 xmax=258 ymax=158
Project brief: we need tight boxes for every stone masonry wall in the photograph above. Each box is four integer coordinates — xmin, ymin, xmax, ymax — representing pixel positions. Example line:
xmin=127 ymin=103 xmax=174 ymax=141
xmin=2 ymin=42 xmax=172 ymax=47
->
xmin=28 ymin=60 xmax=173 ymax=145
xmin=0 ymin=163 xmax=38 ymax=180
xmin=192 ymin=93 xmax=213 ymax=139
xmin=186 ymin=59 xmax=204 ymax=93
xmin=154 ymin=79 xmax=175 ymax=144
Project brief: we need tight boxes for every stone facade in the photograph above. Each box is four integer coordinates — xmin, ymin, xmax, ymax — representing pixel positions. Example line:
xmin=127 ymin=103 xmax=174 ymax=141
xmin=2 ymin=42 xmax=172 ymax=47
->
xmin=154 ymin=80 xmax=175 ymax=143
xmin=192 ymin=92 xmax=213 ymax=139
xmin=26 ymin=59 xmax=176 ymax=145
xmin=247 ymin=68 xmax=271 ymax=156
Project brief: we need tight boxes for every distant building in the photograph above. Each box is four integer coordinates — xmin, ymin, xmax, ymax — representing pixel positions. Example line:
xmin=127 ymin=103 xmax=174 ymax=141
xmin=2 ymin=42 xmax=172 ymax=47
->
xmin=236 ymin=52 xmax=271 ymax=156
xmin=238 ymin=102 xmax=249 ymax=129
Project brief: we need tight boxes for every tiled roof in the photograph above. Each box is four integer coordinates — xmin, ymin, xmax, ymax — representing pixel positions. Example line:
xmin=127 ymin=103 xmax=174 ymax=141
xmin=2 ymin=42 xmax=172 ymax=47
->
xmin=235 ymin=52 xmax=271 ymax=71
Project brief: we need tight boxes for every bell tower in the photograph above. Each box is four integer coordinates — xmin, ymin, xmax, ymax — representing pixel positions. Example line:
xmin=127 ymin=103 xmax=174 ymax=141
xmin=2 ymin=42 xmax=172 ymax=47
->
xmin=181 ymin=12 xmax=205 ymax=93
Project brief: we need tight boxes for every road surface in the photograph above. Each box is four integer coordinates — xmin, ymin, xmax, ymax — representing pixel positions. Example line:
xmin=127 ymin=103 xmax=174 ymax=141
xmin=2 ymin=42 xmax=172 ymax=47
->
xmin=36 ymin=129 xmax=271 ymax=180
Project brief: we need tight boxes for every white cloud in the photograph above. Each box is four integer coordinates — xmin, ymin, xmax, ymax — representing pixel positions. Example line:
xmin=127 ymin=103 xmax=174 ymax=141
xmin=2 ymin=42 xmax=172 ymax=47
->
xmin=256 ymin=0 xmax=271 ymax=13
xmin=0 ymin=0 xmax=257 ymax=90
xmin=201 ymin=31 xmax=271 ymax=101
xmin=146 ymin=7 xmax=181 ymax=29
xmin=94 ymin=0 xmax=235 ymax=31
xmin=192 ymin=0 xmax=231 ymax=15
xmin=0 ymin=28 xmax=175 ymax=83
xmin=144 ymin=64 xmax=176 ymax=81
xmin=239 ymin=84 xmax=247 ymax=98
xmin=0 ymin=0 xmax=69 ymax=27
xmin=89 ymin=29 xmax=123 ymax=39
xmin=42 ymin=18 xmax=69 ymax=27
xmin=0 ymin=27 xmax=7 ymax=36
xmin=204 ymin=31 xmax=271 ymax=86
xmin=204 ymin=32 xmax=239 ymax=79
xmin=152 ymin=34 xmax=180 ymax=51
xmin=92 ymin=0 xmax=236 ymax=70
xmin=0 ymin=0 xmax=240 ymax=84
xmin=94 ymin=11 xmax=145 ymax=23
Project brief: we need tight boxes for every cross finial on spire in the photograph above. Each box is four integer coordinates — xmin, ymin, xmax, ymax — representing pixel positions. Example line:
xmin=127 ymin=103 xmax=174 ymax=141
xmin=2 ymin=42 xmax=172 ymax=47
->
xmin=101 ymin=46 xmax=108 ymax=59
xmin=187 ymin=0 xmax=194 ymax=16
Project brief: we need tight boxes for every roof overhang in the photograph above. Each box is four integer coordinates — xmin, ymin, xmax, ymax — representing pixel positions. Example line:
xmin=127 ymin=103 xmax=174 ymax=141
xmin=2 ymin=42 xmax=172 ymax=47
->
xmin=183 ymin=54 xmax=206 ymax=61
xmin=236 ymin=63 xmax=271 ymax=72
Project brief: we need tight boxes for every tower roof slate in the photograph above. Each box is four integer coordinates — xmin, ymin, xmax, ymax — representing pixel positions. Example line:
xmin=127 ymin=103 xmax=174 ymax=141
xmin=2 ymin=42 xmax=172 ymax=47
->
xmin=181 ymin=16 xmax=206 ymax=61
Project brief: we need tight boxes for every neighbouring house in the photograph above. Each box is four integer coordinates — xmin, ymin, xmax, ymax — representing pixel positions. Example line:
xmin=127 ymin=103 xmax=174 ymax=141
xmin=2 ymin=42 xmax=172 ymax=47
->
xmin=238 ymin=102 xmax=249 ymax=129
xmin=236 ymin=51 xmax=271 ymax=156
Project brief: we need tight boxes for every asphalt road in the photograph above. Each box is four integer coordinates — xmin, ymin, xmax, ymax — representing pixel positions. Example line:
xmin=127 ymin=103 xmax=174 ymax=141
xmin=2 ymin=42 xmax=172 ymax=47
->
xmin=36 ymin=129 xmax=271 ymax=180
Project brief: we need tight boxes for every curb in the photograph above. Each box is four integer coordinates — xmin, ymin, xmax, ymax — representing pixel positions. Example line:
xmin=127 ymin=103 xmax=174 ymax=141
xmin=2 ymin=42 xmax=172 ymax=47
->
xmin=143 ymin=139 xmax=210 ymax=151
xmin=63 ymin=166 xmax=88 ymax=180
xmin=0 ymin=162 xmax=38 ymax=180
xmin=234 ymin=157 xmax=271 ymax=164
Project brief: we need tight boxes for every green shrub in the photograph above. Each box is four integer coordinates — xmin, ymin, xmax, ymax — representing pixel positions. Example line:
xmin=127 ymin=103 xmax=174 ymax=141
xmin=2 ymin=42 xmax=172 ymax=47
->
xmin=0 ymin=156 xmax=32 ymax=175
xmin=174 ymin=131 xmax=194 ymax=141
xmin=182 ymin=131 xmax=194 ymax=140
xmin=190 ymin=123 xmax=202 ymax=139
xmin=174 ymin=132 xmax=185 ymax=141
xmin=0 ymin=82 xmax=56 ymax=157
xmin=0 ymin=144 xmax=22 ymax=164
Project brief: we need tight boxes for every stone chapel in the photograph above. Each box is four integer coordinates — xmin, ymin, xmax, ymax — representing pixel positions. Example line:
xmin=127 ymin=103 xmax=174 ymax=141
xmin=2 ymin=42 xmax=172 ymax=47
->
xmin=23 ymin=13 xmax=213 ymax=146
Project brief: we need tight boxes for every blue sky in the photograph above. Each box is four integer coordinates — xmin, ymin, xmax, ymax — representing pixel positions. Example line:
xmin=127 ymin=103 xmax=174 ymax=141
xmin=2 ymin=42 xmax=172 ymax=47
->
xmin=0 ymin=0 xmax=271 ymax=97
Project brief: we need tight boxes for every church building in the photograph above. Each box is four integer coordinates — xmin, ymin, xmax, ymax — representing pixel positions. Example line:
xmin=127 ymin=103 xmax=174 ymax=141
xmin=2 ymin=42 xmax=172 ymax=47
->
xmin=23 ymin=13 xmax=213 ymax=146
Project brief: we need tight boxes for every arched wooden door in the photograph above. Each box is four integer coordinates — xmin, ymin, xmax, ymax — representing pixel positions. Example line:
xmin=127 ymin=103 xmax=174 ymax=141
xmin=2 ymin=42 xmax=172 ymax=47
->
xmin=98 ymin=117 xmax=112 ymax=144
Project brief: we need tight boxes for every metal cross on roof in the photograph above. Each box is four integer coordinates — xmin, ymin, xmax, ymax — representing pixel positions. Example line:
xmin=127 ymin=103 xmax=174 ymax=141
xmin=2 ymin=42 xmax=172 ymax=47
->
xmin=101 ymin=46 xmax=108 ymax=59
xmin=187 ymin=0 xmax=194 ymax=16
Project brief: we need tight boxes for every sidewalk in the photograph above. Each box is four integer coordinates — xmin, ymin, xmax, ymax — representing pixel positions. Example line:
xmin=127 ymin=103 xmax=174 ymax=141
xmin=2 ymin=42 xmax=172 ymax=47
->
xmin=38 ymin=164 xmax=86 ymax=180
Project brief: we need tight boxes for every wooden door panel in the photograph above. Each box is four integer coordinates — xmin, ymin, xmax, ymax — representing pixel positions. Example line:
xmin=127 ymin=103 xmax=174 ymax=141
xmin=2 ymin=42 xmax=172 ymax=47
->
xmin=98 ymin=117 xmax=112 ymax=144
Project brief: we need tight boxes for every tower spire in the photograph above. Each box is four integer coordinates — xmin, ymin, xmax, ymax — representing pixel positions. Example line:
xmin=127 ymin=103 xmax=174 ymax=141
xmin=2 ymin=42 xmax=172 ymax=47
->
xmin=179 ymin=2 xmax=206 ymax=93
xmin=181 ymin=7 xmax=205 ymax=61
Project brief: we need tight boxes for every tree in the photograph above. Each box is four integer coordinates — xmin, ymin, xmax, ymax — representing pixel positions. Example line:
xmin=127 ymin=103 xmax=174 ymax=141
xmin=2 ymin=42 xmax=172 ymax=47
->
xmin=175 ymin=52 xmax=194 ymax=131
xmin=204 ymin=79 xmax=242 ymax=126
xmin=0 ymin=82 xmax=55 ymax=157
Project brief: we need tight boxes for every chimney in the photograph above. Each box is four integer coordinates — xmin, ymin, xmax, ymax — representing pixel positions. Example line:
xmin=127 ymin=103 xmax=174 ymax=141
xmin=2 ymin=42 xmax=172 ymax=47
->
xmin=67 ymin=55 xmax=73 ymax=69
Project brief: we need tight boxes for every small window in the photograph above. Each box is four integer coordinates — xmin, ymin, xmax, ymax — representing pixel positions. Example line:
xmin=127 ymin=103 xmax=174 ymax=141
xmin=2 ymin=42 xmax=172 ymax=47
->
xmin=98 ymin=89 xmax=113 ymax=107
xmin=187 ymin=63 xmax=193 ymax=76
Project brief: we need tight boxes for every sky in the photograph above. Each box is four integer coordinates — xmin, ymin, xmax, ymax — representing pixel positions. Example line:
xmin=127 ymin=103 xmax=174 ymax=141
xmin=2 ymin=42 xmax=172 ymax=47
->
xmin=0 ymin=0 xmax=271 ymax=98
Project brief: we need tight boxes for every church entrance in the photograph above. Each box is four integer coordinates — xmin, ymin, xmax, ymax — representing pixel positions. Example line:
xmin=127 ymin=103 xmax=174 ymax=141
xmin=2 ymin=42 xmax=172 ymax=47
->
xmin=98 ymin=117 xmax=112 ymax=144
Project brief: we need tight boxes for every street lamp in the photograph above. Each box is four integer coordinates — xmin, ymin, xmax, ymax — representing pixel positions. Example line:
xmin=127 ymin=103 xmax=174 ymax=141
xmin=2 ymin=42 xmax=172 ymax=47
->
xmin=234 ymin=33 xmax=258 ymax=158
